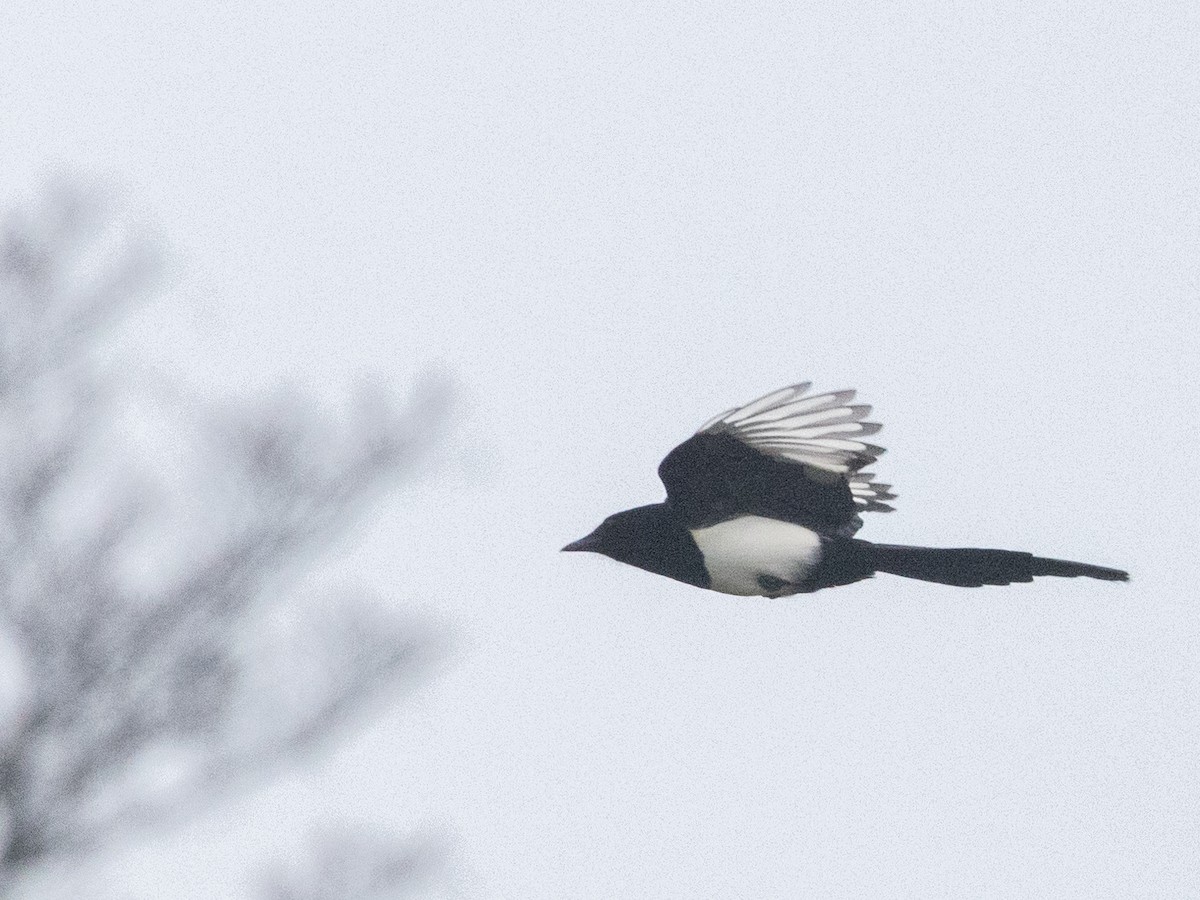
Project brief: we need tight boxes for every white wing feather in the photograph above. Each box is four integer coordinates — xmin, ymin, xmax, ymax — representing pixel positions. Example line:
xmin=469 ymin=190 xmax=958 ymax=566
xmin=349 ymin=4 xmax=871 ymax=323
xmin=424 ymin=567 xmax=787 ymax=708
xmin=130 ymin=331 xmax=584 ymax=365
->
xmin=699 ymin=382 xmax=897 ymax=511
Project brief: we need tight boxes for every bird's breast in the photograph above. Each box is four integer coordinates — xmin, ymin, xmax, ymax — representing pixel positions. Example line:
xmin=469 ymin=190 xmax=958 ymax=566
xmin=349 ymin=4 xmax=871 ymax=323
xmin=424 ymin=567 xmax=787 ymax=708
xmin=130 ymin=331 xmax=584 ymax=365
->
xmin=688 ymin=515 xmax=823 ymax=596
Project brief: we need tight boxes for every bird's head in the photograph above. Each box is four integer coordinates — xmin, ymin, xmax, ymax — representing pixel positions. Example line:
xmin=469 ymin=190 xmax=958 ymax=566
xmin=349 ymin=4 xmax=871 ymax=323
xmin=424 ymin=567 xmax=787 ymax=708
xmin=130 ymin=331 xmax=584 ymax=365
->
xmin=563 ymin=505 xmax=665 ymax=558
xmin=562 ymin=503 xmax=705 ymax=587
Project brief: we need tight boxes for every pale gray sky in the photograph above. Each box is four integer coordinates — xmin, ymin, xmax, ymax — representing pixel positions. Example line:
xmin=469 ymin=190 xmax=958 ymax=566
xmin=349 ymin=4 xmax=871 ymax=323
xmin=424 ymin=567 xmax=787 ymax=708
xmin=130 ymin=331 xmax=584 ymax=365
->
xmin=3 ymin=2 xmax=1198 ymax=897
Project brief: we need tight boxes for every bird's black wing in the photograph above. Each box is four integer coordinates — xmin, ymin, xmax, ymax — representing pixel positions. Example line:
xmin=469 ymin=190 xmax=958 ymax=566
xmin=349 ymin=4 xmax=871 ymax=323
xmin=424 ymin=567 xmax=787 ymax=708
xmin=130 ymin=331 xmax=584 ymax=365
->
xmin=658 ymin=383 xmax=896 ymax=535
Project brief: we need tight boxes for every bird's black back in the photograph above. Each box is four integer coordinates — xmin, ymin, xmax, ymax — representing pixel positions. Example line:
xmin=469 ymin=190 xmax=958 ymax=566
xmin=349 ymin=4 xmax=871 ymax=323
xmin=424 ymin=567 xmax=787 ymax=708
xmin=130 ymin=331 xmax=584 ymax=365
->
xmin=658 ymin=432 xmax=861 ymax=535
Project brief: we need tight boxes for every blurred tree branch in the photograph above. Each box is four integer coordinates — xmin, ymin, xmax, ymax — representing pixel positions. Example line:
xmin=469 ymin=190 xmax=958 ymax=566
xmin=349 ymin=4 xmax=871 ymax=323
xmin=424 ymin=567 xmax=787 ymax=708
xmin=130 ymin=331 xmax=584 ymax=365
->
xmin=0 ymin=184 xmax=448 ymax=888
xmin=263 ymin=828 xmax=440 ymax=900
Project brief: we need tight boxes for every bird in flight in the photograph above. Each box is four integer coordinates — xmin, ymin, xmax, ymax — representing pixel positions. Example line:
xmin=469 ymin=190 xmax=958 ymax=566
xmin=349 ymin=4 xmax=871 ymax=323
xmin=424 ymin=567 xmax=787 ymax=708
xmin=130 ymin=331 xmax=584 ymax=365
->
xmin=563 ymin=382 xmax=1128 ymax=596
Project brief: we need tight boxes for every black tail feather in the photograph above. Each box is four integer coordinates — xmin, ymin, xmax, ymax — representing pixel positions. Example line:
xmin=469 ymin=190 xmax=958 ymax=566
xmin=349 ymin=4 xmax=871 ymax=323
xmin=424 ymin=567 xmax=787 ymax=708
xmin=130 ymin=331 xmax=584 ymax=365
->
xmin=1028 ymin=556 xmax=1128 ymax=581
xmin=863 ymin=542 xmax=1128 ymax=587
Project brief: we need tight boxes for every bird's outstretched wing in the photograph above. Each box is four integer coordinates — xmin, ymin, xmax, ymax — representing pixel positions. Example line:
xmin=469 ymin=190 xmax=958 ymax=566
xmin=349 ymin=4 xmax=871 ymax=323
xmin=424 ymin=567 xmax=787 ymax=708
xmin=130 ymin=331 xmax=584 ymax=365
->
xmin=658 ymin=383 xmax=896 ymax=535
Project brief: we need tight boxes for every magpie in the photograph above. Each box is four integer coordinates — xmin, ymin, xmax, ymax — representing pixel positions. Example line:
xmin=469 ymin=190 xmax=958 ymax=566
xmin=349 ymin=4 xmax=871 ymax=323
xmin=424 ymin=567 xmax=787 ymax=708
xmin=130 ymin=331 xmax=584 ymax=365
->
xmin=563 ymin=382 xmax=1128 ymax=596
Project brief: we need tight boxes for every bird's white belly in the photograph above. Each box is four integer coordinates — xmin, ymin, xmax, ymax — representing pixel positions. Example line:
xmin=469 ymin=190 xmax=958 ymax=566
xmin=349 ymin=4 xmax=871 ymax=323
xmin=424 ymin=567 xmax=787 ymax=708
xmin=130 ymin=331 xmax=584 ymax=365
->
xmin=689 ymin=515 xmax=823 ymax=596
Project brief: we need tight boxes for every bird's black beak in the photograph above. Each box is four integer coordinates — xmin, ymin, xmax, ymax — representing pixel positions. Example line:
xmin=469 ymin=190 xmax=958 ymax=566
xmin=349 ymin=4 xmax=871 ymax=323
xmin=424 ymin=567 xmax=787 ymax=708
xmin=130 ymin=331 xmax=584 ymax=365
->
xmin=562 ymin=532 xmax=600 ymax=552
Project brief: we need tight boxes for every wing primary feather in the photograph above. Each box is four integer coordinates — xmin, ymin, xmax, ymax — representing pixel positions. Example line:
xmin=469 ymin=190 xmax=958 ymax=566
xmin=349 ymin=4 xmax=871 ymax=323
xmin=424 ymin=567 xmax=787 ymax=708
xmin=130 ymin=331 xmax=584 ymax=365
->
xmin=682 ymin=382 xmax=898 ymax=522
xmin=719 ymin=383 xmax=811 ymax=425
xmin=696 ymin=406 xmax=739 ymax=432
xmin=735 ymin=428 xmax=874 ymax=442
xmin=735 ymin=421 xmax=882 ymax=441
xmin=734 ymin=390 xmax=858 ymax=423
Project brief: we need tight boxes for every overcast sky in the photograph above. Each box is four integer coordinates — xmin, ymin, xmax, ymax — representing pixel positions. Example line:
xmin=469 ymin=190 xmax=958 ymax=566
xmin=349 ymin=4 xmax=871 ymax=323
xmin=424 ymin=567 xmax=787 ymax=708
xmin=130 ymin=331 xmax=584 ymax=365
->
xmin=3 ymin=2 xmax=1198 ymax=897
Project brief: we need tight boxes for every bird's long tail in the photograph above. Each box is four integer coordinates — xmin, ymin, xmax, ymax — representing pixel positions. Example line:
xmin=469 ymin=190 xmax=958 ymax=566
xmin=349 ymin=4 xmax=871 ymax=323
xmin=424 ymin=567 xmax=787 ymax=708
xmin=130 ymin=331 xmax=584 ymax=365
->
xmin=859 ymin=542 xmax=1128 ymax=587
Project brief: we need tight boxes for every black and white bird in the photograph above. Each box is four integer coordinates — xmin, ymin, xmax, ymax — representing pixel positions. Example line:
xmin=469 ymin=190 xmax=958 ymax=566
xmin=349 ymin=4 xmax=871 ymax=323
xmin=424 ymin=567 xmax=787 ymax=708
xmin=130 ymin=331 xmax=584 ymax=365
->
xmin=563 ymin=382 xmax=1127 ymax=596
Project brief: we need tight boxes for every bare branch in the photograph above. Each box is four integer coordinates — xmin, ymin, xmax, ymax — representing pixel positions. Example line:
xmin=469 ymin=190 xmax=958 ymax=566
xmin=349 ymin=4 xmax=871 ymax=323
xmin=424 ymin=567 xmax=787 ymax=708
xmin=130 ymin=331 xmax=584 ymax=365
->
xmin=263 ymin=828 xmax=441 ymax=900
xmin=0 ymin=183 xmax=449 ymax=888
